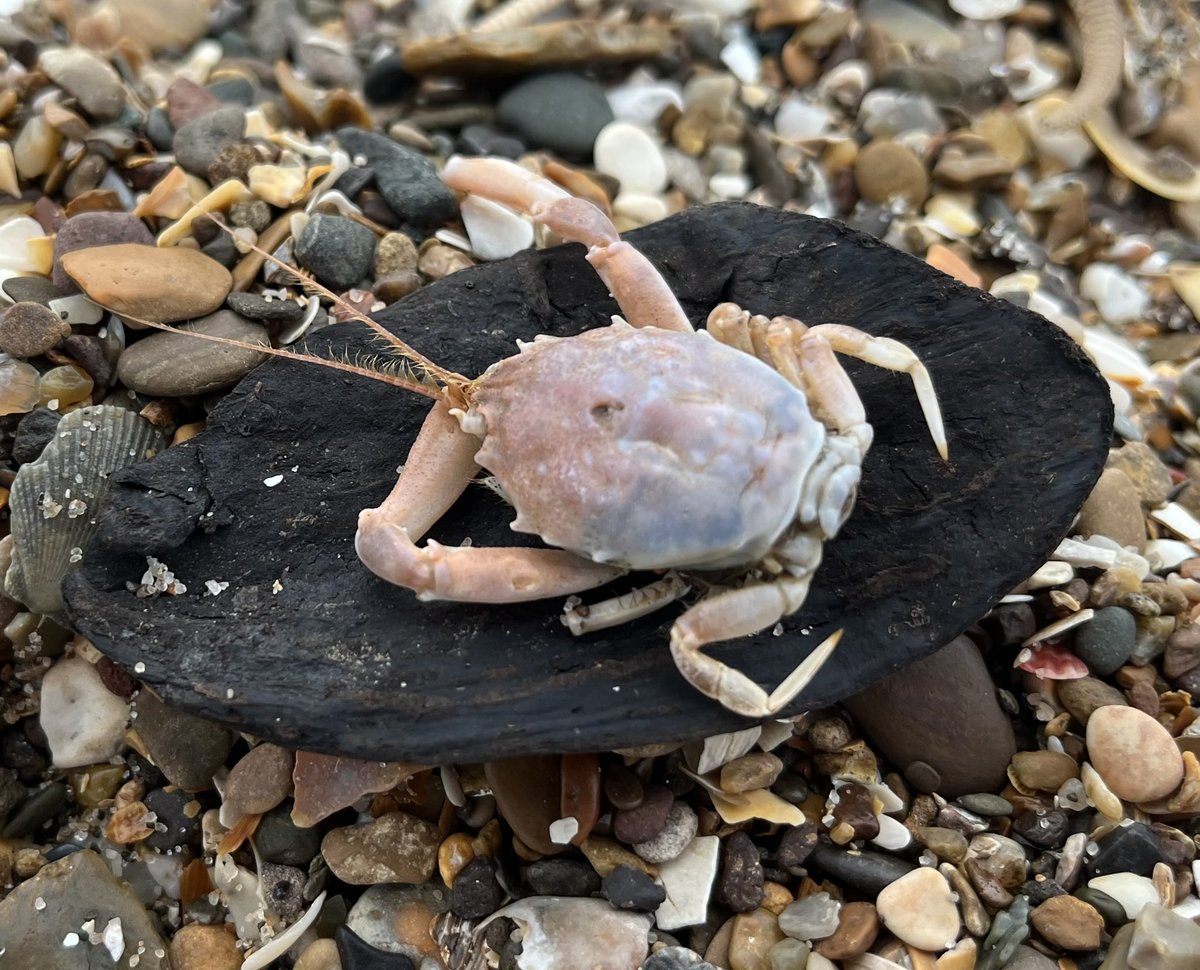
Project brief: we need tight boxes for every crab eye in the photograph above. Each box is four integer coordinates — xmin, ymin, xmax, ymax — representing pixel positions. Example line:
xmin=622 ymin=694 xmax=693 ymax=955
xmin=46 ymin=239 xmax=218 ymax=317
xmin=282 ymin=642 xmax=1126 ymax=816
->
xmin=590 ymin=402 xmax=624 ymax=423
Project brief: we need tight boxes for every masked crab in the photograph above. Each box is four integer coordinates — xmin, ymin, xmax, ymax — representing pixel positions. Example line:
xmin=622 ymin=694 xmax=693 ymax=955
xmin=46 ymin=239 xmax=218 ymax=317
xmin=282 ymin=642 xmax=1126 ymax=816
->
xmin=351 ymin=157 xmax=949 ymax=720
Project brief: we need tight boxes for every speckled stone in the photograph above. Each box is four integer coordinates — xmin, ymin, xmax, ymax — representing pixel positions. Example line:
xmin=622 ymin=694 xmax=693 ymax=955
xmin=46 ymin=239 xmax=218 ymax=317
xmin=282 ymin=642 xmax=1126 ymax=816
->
xmin=1075 ymin=607 xmax=1137 ymax=676
xmin=294 ymin=214 xmax=377 ymax=291
xmin=1058 ymin=676 xmax=1127 ymax=726
xmin=169 ymin=923 xmax=243 ymax=970
xmin=322 ymin=811 xmax=439 ymax=885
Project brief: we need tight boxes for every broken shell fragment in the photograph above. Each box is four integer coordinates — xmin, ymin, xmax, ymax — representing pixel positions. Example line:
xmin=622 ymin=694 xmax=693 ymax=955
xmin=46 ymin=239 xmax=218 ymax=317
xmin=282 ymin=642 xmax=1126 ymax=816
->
xmin=1084 ymin=110 xmax=1200 ymax=203
xmin=5 ymin=405 xmax=165 ymax=616
xmin=473 ymin=897 xmax=651 ymax=970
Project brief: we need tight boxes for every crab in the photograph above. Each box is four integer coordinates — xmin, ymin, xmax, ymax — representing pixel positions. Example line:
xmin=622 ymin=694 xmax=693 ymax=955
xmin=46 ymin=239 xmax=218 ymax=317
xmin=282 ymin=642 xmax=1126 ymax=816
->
xmin=351 ymin=156 xmax=949 ymax=720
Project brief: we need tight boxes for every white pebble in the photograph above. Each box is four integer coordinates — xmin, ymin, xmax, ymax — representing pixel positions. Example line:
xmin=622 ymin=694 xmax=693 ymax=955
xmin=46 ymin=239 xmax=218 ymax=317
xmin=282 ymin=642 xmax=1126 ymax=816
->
xmin=719 ymin=26 xmax=761 ymax=85
xmin=594 ymin=121 xmax=669 ymax=195
xmin=612 ymin=192 xmax=669 ymax=227
xmin=607 ymin=81 xmax=683 ymax=128
xmin=876 ymin=867 xmax=961 ymax=952
xmin=709 ymin=172 xmax=751 ymax=200
xmin=1080 ymin=262 xmax=1150 ymax=325
xmin=950 ymin=0 xmax=1023 ymax=19
xmin=39 ymin=656 xmax=129 ymax=769
xmin=775 ymin=96 xmax=833 ymax=142
xmin=655 ymin=835 xmax=720 ymax=930
xmin=1025 ymin=561 xmax=1074 ymax=589
xmin=871 ymin=813 xmax=913 ymax=851
xmin=1088 ymin=872 xmax=1160 ymax=920
xmin=459 ymin=195 xmax=533 ymax=262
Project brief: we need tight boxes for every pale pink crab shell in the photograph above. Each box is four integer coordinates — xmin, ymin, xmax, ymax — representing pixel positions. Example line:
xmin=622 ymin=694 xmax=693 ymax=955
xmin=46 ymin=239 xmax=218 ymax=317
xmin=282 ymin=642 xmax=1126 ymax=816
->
xmin=465 ymin=322 xmax=827 ymax=571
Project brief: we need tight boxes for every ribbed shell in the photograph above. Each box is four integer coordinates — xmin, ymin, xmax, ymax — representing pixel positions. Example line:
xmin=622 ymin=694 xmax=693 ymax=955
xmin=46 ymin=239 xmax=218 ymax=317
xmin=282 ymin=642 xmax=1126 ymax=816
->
xmin=472 ymin=324 xmax=824 ymax=571
xmin=6 ymin=405 xmax=165 ymax=615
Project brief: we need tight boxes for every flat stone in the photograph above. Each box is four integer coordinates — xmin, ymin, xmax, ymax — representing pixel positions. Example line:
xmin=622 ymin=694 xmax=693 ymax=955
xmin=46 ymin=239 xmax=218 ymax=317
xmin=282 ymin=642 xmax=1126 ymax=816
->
xmin=656 ymin=835 xmax=720 ymax=931
xmin=65 ymin=203 xmax=1112 ymax=762
xmin=117 ymin=311 xmax=269 ymax=396
xmin=1058 ymin=676 xmax=1127 ymax=726
xmin=1087 ymin=705 xmax=1184 ymax=803
xmin=1076 ymin=467 xmax=1145 ymax=551
xmin=169 ymin=923 xmax=243 ymax=970
xmin=223 ymin=741 xmax=294 ymax=816
xmin=497 ymin=72 xmax=614 ymax=159
xmin=1030 ymin=895 xmax=1104 ymax=951
xmin=131 ymin=689 xmax=234 ymax=791
xmin=52 ymin=211 xmax=155 ymax=293
xmin=814 ymin=901 xmax=880 ymax=961
xmin=0 ymin=849 xmax=169 ymax=968
xmin=0 ymin=302 xmax=72 ymax=357
xmin=1009 ymin=750 xmax=1079 ymax=792
xmin=61 ymin=244 xmax=232 ymax=324
xmin=40 ymin=47 xmax=125 ymax=121
xmin=876 ymin=866 xmax=961 ymax=953
xmin=720 ymin=752 xmax=784 ymax=794
xmin=845 ymin=635 xmax=1016 ymax=798
xmin=323 ymin=811 xmax=438 ymax=885
xmin=39 ymin=656 xmax=128 ymax=769
xmin=336 ymin=128 xmax=456 ymax=227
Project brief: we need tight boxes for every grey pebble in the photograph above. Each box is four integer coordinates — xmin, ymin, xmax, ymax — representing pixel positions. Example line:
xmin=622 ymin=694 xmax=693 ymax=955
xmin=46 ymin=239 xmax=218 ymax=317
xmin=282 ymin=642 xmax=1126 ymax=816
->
xmin=40 ymin=48 xmax=125 ymax=121
xmin=0 ymin=780 xmax=68 ymax=839
xmin=632 ymin=799 xmax=698 ymax=864
xmin=2 ymin=276 xmax=64 ymax=306
xmin=52 ymin=211 xmax=154 ymax=292
xmin=131 ymin=691 xmax=234 ymax=792
xmin=602 ymin=864 xmax=666 ymax=911
xmin=172 ymin=105 xmax=246 ymax=177
xmin=143 ymin=786 xmax=201 ymax=852
xmin=957 ymin=793 xmax=1015 ymax=817
xmin=497 ymin=72 xmax=613 ymax=159
xmin=260 ymin=862 xmax=307 ymax=922
xmin=226 ymin=292 xmax=306 ymax=324
xmin=1074 ymin=606 xmax=1136 ymax=676
xmin=337 ymin=127 xmax=457 ymax=226
xmin=295 ymin=214 xmax=377 ymax=291
xmin=255 ymin=801 xmax=322 ymax=867
xmin=643 ymin=946 xmax=720 ymax=970
xmin=778 ymin=891 xmax=841 ymax=941
xmin=117 ymin=310 xmax=269 ymax=397
xmin=524 ymin=857 xmax=600 ymax=897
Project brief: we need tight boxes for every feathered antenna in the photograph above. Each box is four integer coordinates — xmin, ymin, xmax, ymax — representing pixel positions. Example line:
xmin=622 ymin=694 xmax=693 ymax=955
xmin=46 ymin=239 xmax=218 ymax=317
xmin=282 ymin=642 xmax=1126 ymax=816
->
xmin=87 ymin=220 xmax=474 ymax=403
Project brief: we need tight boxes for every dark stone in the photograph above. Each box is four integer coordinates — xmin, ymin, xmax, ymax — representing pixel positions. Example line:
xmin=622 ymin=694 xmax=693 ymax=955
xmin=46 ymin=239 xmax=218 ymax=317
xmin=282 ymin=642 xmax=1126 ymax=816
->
xmin=613 ymin=784 xmax=672 ymax=845
xmin=145 ymin=106 xmax=175 ymax=151
xmin=844 ymin=634 xmax=1018 ymax=798
xmin=207 ymin=76 xmax=256 ymax=106
xmin=295 ymin=215 xmax=377 ymax=291
xmin=524 ymin=857 xmax=600 ymax=897
xmin=496 ymin=72 xmax=613 ymax=159
xmin=831 ymin=782 xmax=879 ymax=841
xmin=62 ymin=334 xmax=114 ymax=396
xmin=603 ymin=864 xmax=666 ymax=911
xmin=643 ymin=947 xmax=720 ymax=970
xmin=260 ymin=861 xmax=306 ymax=921
xmin=96 ymin=656 xmax=138 ymax=699
xmin=335 ymin=925 xmax=417 ymax=970
xmin=985 ymin=602 xmax=1037 ymax=645
xmin=1074 ymin=606 xmax=1136 ymax=676
xmin=336 ymin=127 xmax=456 ymax=226
xmin=2 ymin=276 xmax=63 ymax=305
xmin=143 ymin=786 xmax=201 ymax=851
xmin=449 ymin=856 xmax=503 ymax=919
xmin=201 ymin=231 xmax=239 ymax=267
xmin=1020 ymin=876 xmax=1066 ymax=905
xmin=459 ymin=124 xmax=525 ymax=159
xmin=255 ymin=801 xmax=323 ymax=867
xmin=778 ymin=823 xmax=820 ymax=874
xmin=0 ymin=780 xmax=68 ymax=838
xmin=64 ymin=204 xmax=1112 ymax=762
xmin=13 ymin=408 xmax=62 ymax=465
xmin=172 ymin=105 xmax=246 ymax=177
xmin=1011 ymin=809 xmax=1069 ymax=850
xmin=602 ymin=762 xmax=644 ymax=811
xmin=1074 ymin=887 xmax=1127 ymax=927
xmin=333 ymin=165 xmax=375 ymax=200
xmin=0 ymin=767 xmax=24 ymax=822
xmin=363 ymin=53 xmax=415 ymax=104
xmin=130 ymin=690 xmax=234 ymax=792
xmin=809 ymin=839 xmax=917 ymax=896
xmin=1084 ymin=822 xmax=1165 ymax=878
xmin=719 ymin=831 xmax=764 ymax=913
xmin=226 ymin=291 xmax=306 ymax=324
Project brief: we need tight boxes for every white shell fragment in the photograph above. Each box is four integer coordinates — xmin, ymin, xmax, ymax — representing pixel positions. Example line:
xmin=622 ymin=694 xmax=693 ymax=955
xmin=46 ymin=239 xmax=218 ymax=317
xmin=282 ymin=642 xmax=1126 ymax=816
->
xmin=594 ymin=121 xmax=669 ymax=195
xmin=5 ymin=406 xmax=165 ymax=615
xmin=950 ymin=0 xmax=1023 ymax=19
xmin=459 ymin=195 xmax=534 ymax=262
xmin=1025 ymin=561 xmax=1074 ymax=589
xmin=47 ymin=294 xmax=104 ymax=326
xmin=655 ymin=835 xmax=720 ymax=931
xmin=242 ymin=891 xmax=327 ymax=970
xmin=475 ymin=897 xmax=651 ymax=970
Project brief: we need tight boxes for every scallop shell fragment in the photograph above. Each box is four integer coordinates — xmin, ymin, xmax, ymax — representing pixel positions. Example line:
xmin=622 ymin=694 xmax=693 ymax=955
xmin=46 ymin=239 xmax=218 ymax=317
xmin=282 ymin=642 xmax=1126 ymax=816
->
xmin=5 ymin=405 xmax=165 ymax=615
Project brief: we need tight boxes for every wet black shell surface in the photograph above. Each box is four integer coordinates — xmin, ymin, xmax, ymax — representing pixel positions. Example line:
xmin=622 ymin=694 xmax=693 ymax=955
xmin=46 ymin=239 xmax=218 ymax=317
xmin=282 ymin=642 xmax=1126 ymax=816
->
xmin=65 ymin=204 xmax=1111 ymax=762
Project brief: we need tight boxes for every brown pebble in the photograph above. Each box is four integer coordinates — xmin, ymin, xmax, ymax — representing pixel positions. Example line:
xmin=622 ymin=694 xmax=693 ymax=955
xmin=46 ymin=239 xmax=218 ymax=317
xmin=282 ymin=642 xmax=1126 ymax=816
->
xmin=832 ymin=782 xmax=880 ymax=841
xmin=169 ymin=923 xmax=243 ymax=970
xmin=1009 ymin=750 xmax=1079 ymax=792
xmin=1031 ymin=895 xmax=1104 ymax=951
xmin=224 ymin=742 xmax=294 ymax=816
xmin=1165 ymin=625 xmax=1200 ymax=679
xmin=854 ymin=139 xmax=929 ymax=207
xmin=603 ymin=762 xmax=644 ymax=811
xmin=613 ymin=784 xmax=673 ymax=845
xmin=560 ymin=752 xmax=601 ymax=845
xmin=1106 ymin=442 xmax=1173 ymax=508
xmin=1058 ymin=676 xmax=1127 ymax=726
xmin=816 ymin=901 xmax=880 ymax=960
xmin=486 ymin=754 xmax=564 ymax=856
xmin=1087 ymin=705 xmax=1184 ymax=803
xmin=1076 ymin=468 xmax=1145 ymax=552
xmin=728 ymin=907 xmax=784 ymax=970
xmin=965 ymin=857 xmax=1014 ymax=910
xmin=916 ymin=826 xmax=969 ymax=864
xmin=720 ymin=752 xmax=784 ymax=794
xmin=0 ymin=302 xmax=71 ymax=358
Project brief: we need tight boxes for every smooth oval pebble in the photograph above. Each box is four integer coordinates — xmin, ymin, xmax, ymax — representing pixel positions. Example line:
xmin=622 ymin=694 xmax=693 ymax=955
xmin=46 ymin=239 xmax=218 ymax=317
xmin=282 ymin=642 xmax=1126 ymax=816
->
xmin=224 ymin=743 xmax=294 ymax=816
xmin=875 ymin=866 xmax=961 ymax=952
xmin=594 ymin=121 xmax=669 ymax=195
xmin=39 ymin=656 xmax=129 ymax=769
xmin=61 ymin=244 xmax=233 ymax=324
xmin=1086 ymin=705 xmax=1184 ymax=803
xmin=39 ymin=47 xmax=125 ymax=121
xmin=116 ymin=311 xmax=269 ymax=397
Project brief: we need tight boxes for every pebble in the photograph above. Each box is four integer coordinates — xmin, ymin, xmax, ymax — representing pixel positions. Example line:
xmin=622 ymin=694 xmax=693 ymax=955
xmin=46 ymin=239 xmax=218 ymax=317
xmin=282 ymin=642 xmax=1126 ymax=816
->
xmin=854 ymin=139 xmax=929 ymax=207
xmin=1058 ymin=676 xmax=1128 ymax=725
xmin=778 ymin=892 xmax=841 ymax=941
xmin=2 ymin=780 xmax=67 ymax=839
xmin=1165 ymin=624 xmax=1200 ymax=679
xmin=497 ymin=73 xmax=615 ymax=159
xmin=967 ymin=833 xmax=1028 ymax=890
xmin=448 ymin=855 xmax=502 ymax=919
xmin=1080 ymin=262 xmax=1150 ymax=326
xmin=459 ymin=195 xmax=534 ymax=262
xmin=295 ymin=938 xmax=341 ymax=970
xmin=224 ymin=742 xmax=294 ymax=816
xmin=594 ymin=121 xmax=669 ymax=194
xmin=1009 ymin=750 xmax=1079 ymax=792
xmin=111 ymin=0 xmax=211 ymax=52
xmin=0 ymin=301 xmax=69 ymax=360
xmin=337 ymin=127 xmax=457 ymax=227
xmin=294 ymin=215 xmax=377 ymax=291
xmin=526 ymin=856 xmax=601 ymax=896
xmin=644 ymin=946 xmax=720 ymax=970
xmin=729 ymin=908 xmax=785 ymax=970
xmin=260 ymin=861 xmax=306 ymax=922
xmin=720 ymin=752 xmax=784 ymax=795
xmin=1030 ymin=895 xmax=1104 ymax=951
xmin=977 ymin=895 xmax=1030 ymax=970
xmin=1010 ymin=809 xmax=1069 ymax=850
xmin=1107 ymin=443 xmax=1174 ymax=508
xmin=52 ymin=211 xmax=155 ymax=292
xmin=61 ymin=244 xmax=233 ymax=324
xmin=721 ymin=830 xmax=765 ymax=912
xmin=38 ymin=656 xmax=128 ymax=770
xmin=40 ymin=47 xmax=126 ymax=121
xmin=116 ymin=310 xmax=269 ymax=396
xmin=604 ymin=762 xmax=645 ymax=810
xmin=1085 ymin=822 xmax=1166 ymax=878
xmin=323 ymin=811 xmax=439 ymax=885
xmin=1086 ymin=872 xmax=1160 ymax=920
xmin=336 ymin=925 xmax=417 ymax=970
xmin=656 ymin=835 xmax=720 ymax=931
xmin=844 ymin=635 xmax=1015 ymax=797
xmin=1074 ymin=606 xmax=1137 ymax=675
xmin=830 ymin=782 xmax=879 ymax=841
xmin=633 ymin=799 xmax=698 ymax=864
xmin=172 ymin=105 xmax=247 ymax=177
xmin=132 ymin=690 xmax=234 ymax=791
xmin=1086 ymin=705 xmax=1184 ymax=802
xmin=255 ymin=800 xmax=322 ymax=866
xmin=876 ymin=866 xmax=961 ymax=952
xmin=809 ymin=841 xmax=916 ymax=896
xmin=0 ymin=849 xmax=169 ymax=968
xmin=143 ymin=786 xmax=201 ymax=852
xmin=814 ymin=901 xmax=879 ymax=961
xmin=917 ymin=826 xmax=969 ymax=863
xmin=1076 ymin=468 xmax=1146 ymax=551
xmin=603 ymin=863 xmax=667 ymax=911
xmin=345 ymin=884 xmax=447 ymax=963
xmin=1128 ymin=904 xmax=1200 ymax=970
xmin=169 ymin=923 xmax=243 ymax=970
xmin=225 ymin=292 xmax=306 ymax=325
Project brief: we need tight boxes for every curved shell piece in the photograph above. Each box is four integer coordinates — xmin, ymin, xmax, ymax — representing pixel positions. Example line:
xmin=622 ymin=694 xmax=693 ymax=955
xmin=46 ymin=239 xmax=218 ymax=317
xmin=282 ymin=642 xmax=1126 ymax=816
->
xmin=471 ymin=324 xmax=823 ymax=570
xmin=5 ymin=405 xmax=165 ymax=615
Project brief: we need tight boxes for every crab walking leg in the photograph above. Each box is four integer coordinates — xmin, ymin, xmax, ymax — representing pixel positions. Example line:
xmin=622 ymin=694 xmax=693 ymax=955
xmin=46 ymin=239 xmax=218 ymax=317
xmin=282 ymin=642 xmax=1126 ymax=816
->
xmin=356 ymin=400 xmax=626 ymax=602
xmin=669 ymin=576 xmax=842 ymax=718
xmin=561 ymin=574 xmax=692 ymax=635
xmin=441 ymin=156 xmax=692 ymax=333
xmin=803 ymin=324 xmax=948 ymax=460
